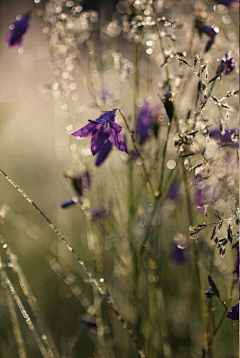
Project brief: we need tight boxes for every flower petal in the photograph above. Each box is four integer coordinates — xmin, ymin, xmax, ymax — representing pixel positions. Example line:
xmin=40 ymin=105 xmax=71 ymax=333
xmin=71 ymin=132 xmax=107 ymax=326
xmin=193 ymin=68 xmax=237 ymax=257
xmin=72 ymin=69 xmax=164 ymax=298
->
xmin=96 ymin=140 xmax=112 ymax=166
xmin=72 ymin=121 xmax=97 ymax=138
xmin=91 ymin=123 xmax=110 ymax=155
xmin=91 ymin=111 xmax=115 ymax=124
xmin=109 ymin=130 xmax=128 ymax=153
xmin=109 ymin=121 xmax=122 ymax=133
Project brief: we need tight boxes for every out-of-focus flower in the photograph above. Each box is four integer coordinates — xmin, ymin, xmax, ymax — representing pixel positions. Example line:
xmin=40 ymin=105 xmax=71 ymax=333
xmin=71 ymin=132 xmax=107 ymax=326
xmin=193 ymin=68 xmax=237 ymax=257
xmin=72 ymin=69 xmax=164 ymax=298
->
xmin=166 ymin=180 xmax=180 ymax=201
xmin=216 ymin=0 xmax=239 ymax=8
xmin=226 ymin=302 xmax=239 ymax=323
xmin=61 ymin=197 xmax=79 ymax=209
xmin=91 ymin=207 xmax=106 ymax=221
xmin=78 ymin=315 xmax=97 ymax=328
xmin=169 ymin=235 xmax=188 ymax=267
xmin=61 ymin=172 xmax=91 ymax=209
xmin=200 ymin=25 xmax=218 ymax=39
xmin=209 ymin=128 xmax=239 ymax=146
xmin=205 ymin=289 xmax=215 ymax=298
xmin=72 ymin=111 xmax=127 ymax=159
xmin=219 ymin=51 xmax=237 ymax=76
xmin=136 ymin=101 xmax=161 ymax=143
xmin=6 ymin=12 xmax=30 ymax=47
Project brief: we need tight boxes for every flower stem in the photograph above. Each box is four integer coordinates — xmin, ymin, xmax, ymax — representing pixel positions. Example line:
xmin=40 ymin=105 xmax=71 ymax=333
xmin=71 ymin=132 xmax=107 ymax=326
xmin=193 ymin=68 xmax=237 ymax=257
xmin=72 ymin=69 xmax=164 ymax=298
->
xmin=0 ymin=169 xmax=147 ymax=358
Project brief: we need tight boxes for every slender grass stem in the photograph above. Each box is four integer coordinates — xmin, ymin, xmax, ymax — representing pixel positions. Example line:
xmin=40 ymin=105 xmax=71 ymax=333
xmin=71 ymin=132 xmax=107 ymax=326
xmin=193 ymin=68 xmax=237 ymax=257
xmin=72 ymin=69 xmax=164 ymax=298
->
xmin=0 ymin=169 xmax=147 ymax=358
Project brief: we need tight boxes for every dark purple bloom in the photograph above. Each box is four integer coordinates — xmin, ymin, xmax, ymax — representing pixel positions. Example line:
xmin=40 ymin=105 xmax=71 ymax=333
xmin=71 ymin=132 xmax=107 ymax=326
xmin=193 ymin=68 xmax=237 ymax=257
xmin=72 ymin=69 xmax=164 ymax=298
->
xmin=219 ymin=51 xmax=237 ymax=76
xmin=209 ymin=128 xmax=239 ymax=146
xmin=200 ymin=25 xmax=218 ymax=39
xmin=72 ymin=111 xmax=127 ymax=158
xmin=208 ymin=275 xmax=220 ymax=298
xmin=216 ymin=0 xmax=239 ymax=8
xmin=205 ymin=289 xmax=215 ymax=298
xmin=136 ymin=101 xmax=161 ymax=143
xmin=226 ymin=302 xmax=239 ymax=323
xmin=6 ymin=12 xmax=30 ymax=47
xmin=61 ymin=198 xmax=78 ymax=209
xmin=169 ymin=237 xmax=188 ymax=266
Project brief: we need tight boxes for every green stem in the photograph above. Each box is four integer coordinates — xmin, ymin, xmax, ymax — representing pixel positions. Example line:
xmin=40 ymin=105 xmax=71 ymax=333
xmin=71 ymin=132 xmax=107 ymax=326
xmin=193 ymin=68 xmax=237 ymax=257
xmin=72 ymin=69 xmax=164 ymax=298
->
xmin=0 ymin=169 xmax=147 ymax=358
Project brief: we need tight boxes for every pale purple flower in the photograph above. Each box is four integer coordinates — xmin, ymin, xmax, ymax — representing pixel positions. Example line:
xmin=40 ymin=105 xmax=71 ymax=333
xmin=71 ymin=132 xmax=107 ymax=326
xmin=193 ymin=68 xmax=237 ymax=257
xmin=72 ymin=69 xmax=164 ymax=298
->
xmin=193 ymin=173 xmax=213 ymax=212
xmin=226 ymin=302 xmax=239 ymax=323
xmin=6 ymin=13 xmax=30 ymax=47
xmin=136 ymin=101 xmax=161 ymax=143
xmin=219 ymin=51 xmax=237 ymax=75
xmin=72 ymin=111 xmax=127 ymax=159
xmin=209 ymin=128 xmax=239 ymax=146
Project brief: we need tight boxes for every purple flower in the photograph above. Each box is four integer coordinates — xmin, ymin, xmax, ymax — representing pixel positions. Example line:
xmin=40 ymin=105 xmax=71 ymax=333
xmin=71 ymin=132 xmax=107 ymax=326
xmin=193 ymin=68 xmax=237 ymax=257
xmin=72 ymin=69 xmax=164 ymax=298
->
xmin=219 ymin=51 xmax=237 ymax=76
xmin=226 ymin=302 xmax=239 ymax=323
xmin=136 ymin=101 xmax=161 ymax=143
xmin=166 ymin=180 xmax=180 ymax=201
xmin=209 ymin=128 xmax=239 ymax=146
xmin=61 ymin=172 xmax=91 ymax=209
xmin=72 ymin=111 xmax=127 ymax=160
xmin=91 ymin=207 xmax=105 ymax=221
xmin=169 ymin=236 xmax=188 ymax=266
xmin=200 ymin=25 xmax=218 ymax=39
xmin=95 ymin=140 xmax=113 ymax=167
xmin=205 ymin=289 xmax=215 ymax=298
xmin=216 ymin=0 xmax=239 ymax=8
xmin=6 ymin=12 xmax=30 ymax=47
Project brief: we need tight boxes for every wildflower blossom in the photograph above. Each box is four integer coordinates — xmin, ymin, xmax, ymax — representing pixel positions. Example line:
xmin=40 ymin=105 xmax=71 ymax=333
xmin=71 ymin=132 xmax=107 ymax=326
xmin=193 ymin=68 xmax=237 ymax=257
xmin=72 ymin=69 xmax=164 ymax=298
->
xmin=226 ymin=302 xmax=239 ymax=323
xmin=6 ymin=12 xmax=30 ymax=47
xmin=136 ymin=101 xmax=161 ymax=143
xmin=219 ymin=51 xmax=237 ymax=76
xmin=169 ymin=240 xmax=188 ymax=266
xmin=72 ymin=111 xmax=127 ymax=161
xmin=199 ymin=25 xmax=218 ymax=39
xmin=61 ymin=172 xmax=91 ymax=209
xmin=166 ymin=180 xmax=180 ymax=201
xmin=209 ymin=128 xmax=239 ymax=146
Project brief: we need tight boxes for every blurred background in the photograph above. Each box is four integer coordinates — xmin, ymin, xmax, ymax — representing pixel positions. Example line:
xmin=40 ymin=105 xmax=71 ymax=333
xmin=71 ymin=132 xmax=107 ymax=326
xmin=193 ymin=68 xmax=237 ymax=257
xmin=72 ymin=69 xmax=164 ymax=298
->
xmin=0 ymin=0 xmax=239 ymax=357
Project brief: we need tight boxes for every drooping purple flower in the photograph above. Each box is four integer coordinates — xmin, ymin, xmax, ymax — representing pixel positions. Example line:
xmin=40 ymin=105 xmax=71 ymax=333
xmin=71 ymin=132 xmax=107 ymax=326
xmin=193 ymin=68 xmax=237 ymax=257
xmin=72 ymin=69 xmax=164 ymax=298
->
xmin=6 ymin=12 xmax=30 ymax=47
xmin=209 ymin=128 xmax=239 ymax=146
xmin=72 ymin=111 xmax=127 ymax=159
xmin=219 ymin=51 xmax=237 ymax=76
xmin=200 ymin=25 xmax=218 ymax=39
xmin=61 ymin=172 xmax=91 ymax=209
xmin=226 ymin=302 xmax=239 ymax=323
xmin=136 ymin=101 xmax=161 ymax=143
xmin=216 ymin=0 xmax=239 ymax=8
xmin=169 ymin=236 xmax=188 ymax=267
xmin=95 ymin=140 xmax=113 ymax=167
